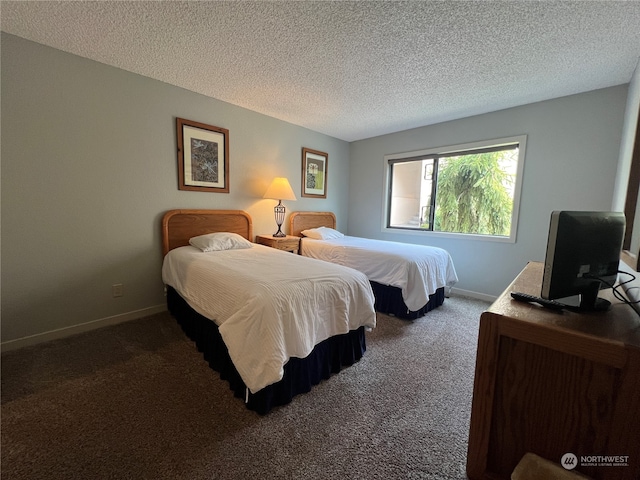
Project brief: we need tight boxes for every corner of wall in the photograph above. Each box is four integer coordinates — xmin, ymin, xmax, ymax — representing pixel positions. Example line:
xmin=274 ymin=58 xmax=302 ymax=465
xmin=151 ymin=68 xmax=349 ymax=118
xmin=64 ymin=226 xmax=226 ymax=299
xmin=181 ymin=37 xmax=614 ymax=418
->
xmin=625 ymin=58 xmax=640 ymax=254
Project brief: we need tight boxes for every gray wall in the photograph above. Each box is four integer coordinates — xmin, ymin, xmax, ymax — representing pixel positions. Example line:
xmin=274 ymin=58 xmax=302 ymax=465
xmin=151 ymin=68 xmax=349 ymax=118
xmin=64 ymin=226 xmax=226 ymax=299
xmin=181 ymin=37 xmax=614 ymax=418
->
xmin=348 ymin=86 xmax=629 ymax=298
xmin=1 ymin=34 xmax=350 ymax=345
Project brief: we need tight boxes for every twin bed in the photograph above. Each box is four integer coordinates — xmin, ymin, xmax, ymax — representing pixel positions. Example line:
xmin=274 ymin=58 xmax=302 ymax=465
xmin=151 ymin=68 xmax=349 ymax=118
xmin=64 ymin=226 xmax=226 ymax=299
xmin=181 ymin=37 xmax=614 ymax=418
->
xmin=290 ymin=211 xmax=458 ymax=319
xmin=161 ymin=208 xmax=458 ymax=413
xmin=161 ymin=209 xmax=376 ymax=414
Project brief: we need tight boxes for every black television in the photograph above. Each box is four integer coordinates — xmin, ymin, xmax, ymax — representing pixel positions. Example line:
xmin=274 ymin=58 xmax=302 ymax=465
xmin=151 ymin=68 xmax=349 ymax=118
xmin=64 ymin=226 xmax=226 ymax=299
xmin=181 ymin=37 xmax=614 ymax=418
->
xmin=541 ymin=210 xmax=625 ymax=311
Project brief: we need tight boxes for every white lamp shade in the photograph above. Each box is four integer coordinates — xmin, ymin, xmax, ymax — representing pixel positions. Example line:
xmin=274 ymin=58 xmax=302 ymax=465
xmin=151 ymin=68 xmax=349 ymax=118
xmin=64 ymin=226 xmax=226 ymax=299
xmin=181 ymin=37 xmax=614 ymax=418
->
xmin=263 ymin=177 xmax=297 ymax=201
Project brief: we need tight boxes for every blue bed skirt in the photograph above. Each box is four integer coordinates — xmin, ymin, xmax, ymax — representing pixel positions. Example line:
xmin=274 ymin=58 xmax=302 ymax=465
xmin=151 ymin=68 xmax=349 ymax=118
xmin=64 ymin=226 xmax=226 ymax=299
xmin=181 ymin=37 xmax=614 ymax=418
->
xmin=166 ymin=287 xmax=367 ymax=415
xmin=370 ymin=282 xmax=445 ymax=320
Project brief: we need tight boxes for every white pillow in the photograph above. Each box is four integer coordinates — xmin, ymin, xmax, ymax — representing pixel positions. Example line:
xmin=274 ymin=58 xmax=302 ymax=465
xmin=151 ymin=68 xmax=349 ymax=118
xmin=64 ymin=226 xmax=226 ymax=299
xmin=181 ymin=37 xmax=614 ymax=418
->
xmin=301 ymin=226 xmax=344 ymax=240
xmin=189 ymin=232 xmax=253 ymax=252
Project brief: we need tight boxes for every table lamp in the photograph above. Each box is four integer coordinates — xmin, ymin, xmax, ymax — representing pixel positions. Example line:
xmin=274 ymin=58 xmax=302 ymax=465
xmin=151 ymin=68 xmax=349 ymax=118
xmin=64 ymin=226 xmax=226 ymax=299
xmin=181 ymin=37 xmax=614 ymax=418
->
xmin=263 ymin=177 xmax=297 ymax=237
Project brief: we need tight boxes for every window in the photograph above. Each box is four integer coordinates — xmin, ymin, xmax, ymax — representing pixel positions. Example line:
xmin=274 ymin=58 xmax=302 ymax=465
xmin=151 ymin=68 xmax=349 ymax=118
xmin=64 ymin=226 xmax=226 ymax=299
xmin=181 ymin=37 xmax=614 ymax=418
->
xmin=384 ymin=136 xmax=526 ymax=242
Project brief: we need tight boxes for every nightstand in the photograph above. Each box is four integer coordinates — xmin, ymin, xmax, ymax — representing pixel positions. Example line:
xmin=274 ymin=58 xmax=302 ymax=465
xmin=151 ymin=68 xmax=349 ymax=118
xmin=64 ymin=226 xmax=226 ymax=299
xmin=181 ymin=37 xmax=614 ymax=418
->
xmin=255 ymin=235 xmax=300 ymax=254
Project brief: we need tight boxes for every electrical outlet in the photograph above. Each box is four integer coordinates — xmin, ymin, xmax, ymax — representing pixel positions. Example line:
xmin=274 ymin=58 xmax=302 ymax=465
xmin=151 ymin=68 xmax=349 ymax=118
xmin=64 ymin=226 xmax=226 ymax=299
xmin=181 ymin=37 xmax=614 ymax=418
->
xmin=112 ymin=283 xmax=123 ymax=297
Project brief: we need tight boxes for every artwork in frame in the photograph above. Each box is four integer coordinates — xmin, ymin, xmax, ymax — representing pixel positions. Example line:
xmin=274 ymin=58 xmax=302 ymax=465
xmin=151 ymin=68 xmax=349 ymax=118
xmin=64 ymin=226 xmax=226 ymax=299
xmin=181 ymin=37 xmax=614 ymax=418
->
xmin=176 ymin=117 xmax=229 ymax=193
xmin=301 ymin=147 xmax=328 ymax=198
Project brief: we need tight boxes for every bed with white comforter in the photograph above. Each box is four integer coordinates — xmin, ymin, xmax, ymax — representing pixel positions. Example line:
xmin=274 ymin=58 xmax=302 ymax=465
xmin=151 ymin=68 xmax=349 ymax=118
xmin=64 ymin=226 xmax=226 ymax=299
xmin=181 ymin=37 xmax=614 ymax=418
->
xmin=162 ymin=243 xmax=376 ymax=394
xmin=161 ymin=208 xmax=377 ymax=414
xmin=300 ymin=236 xmax=458 ymax=313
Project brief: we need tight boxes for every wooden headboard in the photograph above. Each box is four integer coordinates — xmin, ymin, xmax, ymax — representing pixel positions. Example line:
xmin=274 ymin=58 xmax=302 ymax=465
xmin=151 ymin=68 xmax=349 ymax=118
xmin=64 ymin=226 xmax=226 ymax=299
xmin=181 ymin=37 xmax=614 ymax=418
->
xmin=289 ymin=211 xmax=337 ymax=237
xmin=162 ymin=209 xmax=253 ymax=256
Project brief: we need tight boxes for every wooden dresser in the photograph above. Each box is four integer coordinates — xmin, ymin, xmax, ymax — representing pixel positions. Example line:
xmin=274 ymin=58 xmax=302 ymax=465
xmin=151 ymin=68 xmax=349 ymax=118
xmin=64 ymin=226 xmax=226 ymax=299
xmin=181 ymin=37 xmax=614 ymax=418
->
xmin=466 ymin=262 xmax=640 ymax=480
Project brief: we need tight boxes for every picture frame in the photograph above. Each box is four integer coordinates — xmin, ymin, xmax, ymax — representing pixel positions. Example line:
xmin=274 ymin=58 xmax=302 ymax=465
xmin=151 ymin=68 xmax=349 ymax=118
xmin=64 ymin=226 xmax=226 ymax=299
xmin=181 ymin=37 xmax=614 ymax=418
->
xmin=301 ymin=147 xmax=328 ymax=198
xmin=176 ymin=117 xmax=229 ymax=193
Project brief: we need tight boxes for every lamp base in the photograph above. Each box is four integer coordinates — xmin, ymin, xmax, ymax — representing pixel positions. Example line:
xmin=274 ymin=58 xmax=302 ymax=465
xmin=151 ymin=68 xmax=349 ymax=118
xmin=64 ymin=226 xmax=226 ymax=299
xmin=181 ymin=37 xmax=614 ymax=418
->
xmin=273 ymin=224 xmax=286 ymax=237
xmin=273 ymin=201 xmax=286 ymax=238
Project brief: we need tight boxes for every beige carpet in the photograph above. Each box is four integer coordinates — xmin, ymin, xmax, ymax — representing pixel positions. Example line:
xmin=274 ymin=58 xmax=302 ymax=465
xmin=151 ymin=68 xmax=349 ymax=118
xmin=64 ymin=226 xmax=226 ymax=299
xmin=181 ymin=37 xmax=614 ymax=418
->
xmin=1 ymin=295 xmax=490 ymax=480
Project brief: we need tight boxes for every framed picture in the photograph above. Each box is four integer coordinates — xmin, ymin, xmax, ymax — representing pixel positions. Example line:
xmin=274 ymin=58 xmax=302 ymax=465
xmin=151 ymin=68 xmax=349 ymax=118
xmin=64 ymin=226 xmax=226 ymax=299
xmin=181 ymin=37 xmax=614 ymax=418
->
xmin=301 ymin=147 xmax=328 ymax=198
xmin=176 ymin=117 xmax=229 ymax=193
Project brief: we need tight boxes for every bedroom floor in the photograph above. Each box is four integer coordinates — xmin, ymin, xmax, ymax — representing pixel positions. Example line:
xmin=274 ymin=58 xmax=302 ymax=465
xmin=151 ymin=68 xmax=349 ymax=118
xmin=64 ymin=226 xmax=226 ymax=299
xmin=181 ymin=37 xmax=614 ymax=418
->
xmin=1 ymin=295 xmax=489 ymax=480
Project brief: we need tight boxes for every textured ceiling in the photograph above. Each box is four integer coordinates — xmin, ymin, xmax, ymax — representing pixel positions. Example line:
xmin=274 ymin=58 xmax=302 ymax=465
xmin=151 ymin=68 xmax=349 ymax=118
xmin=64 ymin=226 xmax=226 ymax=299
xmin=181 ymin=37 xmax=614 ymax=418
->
xmin=2 ymin=1 xmax=640 ymax=141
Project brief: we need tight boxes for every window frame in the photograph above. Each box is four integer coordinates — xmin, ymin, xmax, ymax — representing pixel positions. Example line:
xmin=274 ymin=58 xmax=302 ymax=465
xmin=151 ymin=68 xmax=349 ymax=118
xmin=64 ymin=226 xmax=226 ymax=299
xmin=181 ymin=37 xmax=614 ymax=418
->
xmin=382 ymin=135 xmax=527 ymax=243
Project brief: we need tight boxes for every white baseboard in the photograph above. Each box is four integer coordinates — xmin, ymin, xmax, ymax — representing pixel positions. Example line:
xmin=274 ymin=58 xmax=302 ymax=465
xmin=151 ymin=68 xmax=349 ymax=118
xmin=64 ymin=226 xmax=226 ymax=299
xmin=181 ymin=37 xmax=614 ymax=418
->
xmin=449 ymin=287 xmax=497 ymax=303
xmin=1 ymin=304 xmax=167 ymax=352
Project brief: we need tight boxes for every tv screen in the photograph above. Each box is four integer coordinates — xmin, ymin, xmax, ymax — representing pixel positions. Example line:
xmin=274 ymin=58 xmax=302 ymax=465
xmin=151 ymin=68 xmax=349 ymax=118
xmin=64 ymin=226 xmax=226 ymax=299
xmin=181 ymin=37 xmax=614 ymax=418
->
xmin=541 ymin=211 xmax=625 ymax=311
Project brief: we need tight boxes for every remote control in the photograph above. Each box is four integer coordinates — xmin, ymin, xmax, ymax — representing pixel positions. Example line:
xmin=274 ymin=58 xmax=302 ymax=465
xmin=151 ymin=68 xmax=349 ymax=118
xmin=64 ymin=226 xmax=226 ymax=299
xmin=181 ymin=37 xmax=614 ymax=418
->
xmin=510 ymin=291 xmax=566 ymax=311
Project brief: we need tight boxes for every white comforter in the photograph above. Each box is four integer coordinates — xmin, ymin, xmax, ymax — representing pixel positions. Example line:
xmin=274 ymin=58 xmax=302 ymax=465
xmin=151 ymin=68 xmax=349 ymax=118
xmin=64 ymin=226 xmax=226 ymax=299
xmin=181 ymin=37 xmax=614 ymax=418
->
xmin=300 ymin=236 xmax=458 ymax=312
xmin=162 ymin=244 xmax=376 ymax=393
